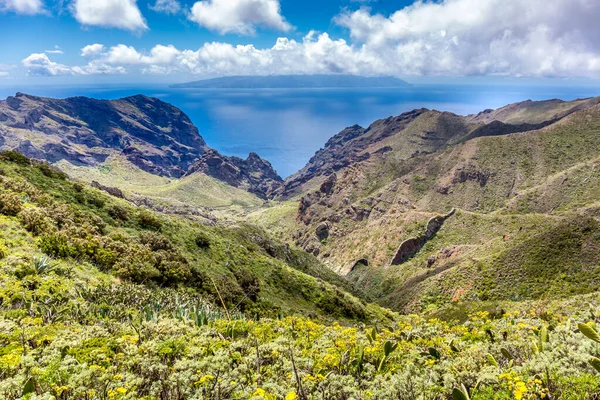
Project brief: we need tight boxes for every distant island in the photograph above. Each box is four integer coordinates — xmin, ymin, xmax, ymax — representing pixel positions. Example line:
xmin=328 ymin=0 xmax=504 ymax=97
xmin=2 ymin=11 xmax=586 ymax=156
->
xmin=170 ymin=74 xmax=411 ymax=89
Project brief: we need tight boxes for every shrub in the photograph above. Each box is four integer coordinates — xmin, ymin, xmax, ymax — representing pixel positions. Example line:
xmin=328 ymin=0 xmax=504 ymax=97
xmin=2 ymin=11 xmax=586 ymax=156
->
xmin=0 ymin=191 xmax=22 ymax=216
xmin=39 ymin=232 xmax=78 ymax=258
xmin=113 ymin=252 xmax=160 ymax=283
xmin=140 ymin=231 xmax=172 ymax=251
xmin=0 ymin=150 xmax=30 ymax=165
xmin=108 ymin=205 xmax=129 ymax=221
xmin=19 ymin=207 xmax=52 ymax=235
xmin=138 ymin=210 xmax=162 ymax=231
xmin=233 ymin=268 xmax=261 ymax=302
xmin=195 ymin=233 xmax=211 ymax=249
xmin=86 ymin=193 xmax=105 ymax=209
xmin=0 ymin=240 xmax=7 ymax=259
xmin=36 ymin=163 xmax=67 ymax=180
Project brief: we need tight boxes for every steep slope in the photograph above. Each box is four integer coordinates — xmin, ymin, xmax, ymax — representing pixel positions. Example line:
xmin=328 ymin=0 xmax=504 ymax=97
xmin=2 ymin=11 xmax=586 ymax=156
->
xmin=264 ymin=96 xmax=600 ymax=313
xmin=0 ymin=151 xmax=386 ymax=321
xmin=0 ymin=92 xmax=207 ymax=177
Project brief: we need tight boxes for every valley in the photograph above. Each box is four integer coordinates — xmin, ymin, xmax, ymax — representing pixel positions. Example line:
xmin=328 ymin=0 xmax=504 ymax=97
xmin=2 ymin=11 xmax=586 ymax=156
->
xmin=2 ymin=92 xmax=600 ymax=398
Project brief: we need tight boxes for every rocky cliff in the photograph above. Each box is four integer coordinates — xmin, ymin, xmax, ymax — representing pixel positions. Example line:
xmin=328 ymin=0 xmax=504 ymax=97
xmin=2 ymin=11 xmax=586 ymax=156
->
xmin=0 ymin=92 xmax=208 ymax=177
xmin=185 ymin=149 xmax=283 ymax=198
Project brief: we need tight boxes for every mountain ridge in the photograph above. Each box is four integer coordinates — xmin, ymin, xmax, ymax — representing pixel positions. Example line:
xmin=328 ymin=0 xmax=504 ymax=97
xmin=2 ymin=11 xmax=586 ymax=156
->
xmin=171 ymin=74 xmax=411 ymax=89
xmin=0 ymin=92 xmax=282 ymax=199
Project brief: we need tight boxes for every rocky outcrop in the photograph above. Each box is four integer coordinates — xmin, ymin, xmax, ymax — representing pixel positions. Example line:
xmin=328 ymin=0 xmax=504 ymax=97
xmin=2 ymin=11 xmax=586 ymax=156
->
xmin=185 ymin=149 xmax=283 ymax=199
xmin=0 ymin=92 xmax=207 ymax=177
xmin=91 ymin=181 xmax=125 ymax=199
xmin=391 ymin=209 xmax=456 ymax=265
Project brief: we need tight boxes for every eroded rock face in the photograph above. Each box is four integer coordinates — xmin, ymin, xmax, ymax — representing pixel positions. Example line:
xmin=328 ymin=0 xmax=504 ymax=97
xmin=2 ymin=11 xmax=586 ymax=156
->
xmin=0 ymin=93 xmax=207 ymax=178
xmin=390 ymin=209 xmax=456 ymax=266
xmin=185 ymin=149 xmax=283 ymax=199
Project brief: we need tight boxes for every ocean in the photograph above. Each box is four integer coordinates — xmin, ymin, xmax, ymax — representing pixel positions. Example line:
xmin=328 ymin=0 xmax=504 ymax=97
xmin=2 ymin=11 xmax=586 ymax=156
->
xmin=2 ymin=83 xmax=600 ymax=178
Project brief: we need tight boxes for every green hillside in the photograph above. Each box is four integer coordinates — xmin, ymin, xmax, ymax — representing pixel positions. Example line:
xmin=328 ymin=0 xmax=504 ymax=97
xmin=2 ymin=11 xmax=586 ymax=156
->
xmin=0 ymin=151 xmax=385 ymax=322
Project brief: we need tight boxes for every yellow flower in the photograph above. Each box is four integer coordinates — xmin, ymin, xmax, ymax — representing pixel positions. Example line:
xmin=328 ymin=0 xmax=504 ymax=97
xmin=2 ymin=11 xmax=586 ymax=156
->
xmin=116 ymin=387 xmax=127 ymax=394
xmin=285 ymin=392 xmax=298 ymax=400
xmin=195 ymin=374 xmax=215 ymax=385
xmin=513 ymin=381 xmax=528 ymax=400
xmin=253 ymin=388 xmax=266 ymax=397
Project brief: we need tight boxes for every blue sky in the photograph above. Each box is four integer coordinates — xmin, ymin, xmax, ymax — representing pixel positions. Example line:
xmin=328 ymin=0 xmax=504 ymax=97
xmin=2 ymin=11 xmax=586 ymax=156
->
xmin=1 ymin=0 xmax=600 ymax=84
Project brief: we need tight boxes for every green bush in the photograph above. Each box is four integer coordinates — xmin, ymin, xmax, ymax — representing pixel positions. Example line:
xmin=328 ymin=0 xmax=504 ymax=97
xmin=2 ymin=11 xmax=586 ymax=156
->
xmin=138 ymin=210 xmax=162 ymax=231
xmin=108 ymin=205 xmax=129 ymax=221
xmin=140 ymin=231 xmax=173 ymax=251
xmin=113 ymin=251 xmax=160 ymax=283
xmin=39 ymin=232 xmax=78 ymax=258
xmin=0 ymin=191 xmax=22 ymax=216
xmin=195 ymin=232 xmax=211 ymax=249
xmin=0 ymin=150 xmax=30 ymax=165
xmin=19 ymin=207 xmax=52 ymax=235
xmin=86 ymin=192 xmax=106 ymax=209
xmin=36 ymin=163 xmax=67 ymax=180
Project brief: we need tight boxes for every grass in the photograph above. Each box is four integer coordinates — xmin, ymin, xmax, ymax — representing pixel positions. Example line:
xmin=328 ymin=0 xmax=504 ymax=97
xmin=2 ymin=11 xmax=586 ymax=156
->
xmin=56 ymin=154 xmax=264 ymax=213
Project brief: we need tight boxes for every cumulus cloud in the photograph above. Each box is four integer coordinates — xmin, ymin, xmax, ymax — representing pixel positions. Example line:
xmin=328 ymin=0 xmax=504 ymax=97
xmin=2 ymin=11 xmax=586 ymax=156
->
xmin=72 ymin=0 xmax=147 ymax=31
xmin=189 ymin=0 xmax=292 ymax=35
xmin=22 ymin=53 xmax=73 ymax=76
xmin=0 ymin=0 xmax=44 ymax=15
xmin=334 ymin=0 xmax=600 ymax=76
xmin=22 ymin=52 xmax=125 ymax=76
xmin=81 ymin=43 xmax=105 ymax=57
xmin=150 ymin=0 xmax=180 ymax=15
xmin=23 ymin=0 xmax=600 ymax=78
xmin=77 ymin=34 xmax=368 ymax=76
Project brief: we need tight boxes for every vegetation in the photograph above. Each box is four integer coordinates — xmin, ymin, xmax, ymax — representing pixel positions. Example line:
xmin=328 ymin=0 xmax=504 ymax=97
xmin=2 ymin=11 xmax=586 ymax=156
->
xmin=0 ymin=152 xmax=385 ymax=321
xmin=3 ymin=263 xmax=600 ymax=399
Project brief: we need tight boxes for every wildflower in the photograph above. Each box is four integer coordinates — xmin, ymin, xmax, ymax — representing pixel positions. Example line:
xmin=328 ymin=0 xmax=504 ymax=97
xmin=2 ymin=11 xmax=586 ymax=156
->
xmin=195 ymin=374 xmax=215 ymax=385
xmin=285 ymin=392 xmax=298 ymax=400
xmin=513 ymin=381 xmax=528 ymax=400
xmin=253 ymin=388 xmax=266 ymax=397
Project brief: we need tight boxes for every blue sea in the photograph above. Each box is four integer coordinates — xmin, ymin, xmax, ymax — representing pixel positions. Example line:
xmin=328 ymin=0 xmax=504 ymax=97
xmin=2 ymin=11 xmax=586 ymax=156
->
xmin=2 ymin=83 xmax=600 ymax=177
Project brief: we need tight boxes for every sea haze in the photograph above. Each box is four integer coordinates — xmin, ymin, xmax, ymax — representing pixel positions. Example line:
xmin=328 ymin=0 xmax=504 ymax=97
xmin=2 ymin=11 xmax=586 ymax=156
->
xmin=2 ymin=83 xmax=600 ymax=178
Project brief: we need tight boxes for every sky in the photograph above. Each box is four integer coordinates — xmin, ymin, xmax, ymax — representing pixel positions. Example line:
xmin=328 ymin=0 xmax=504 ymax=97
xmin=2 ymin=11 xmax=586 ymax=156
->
xmin=1 ymin=0 xmax=600 ymax=84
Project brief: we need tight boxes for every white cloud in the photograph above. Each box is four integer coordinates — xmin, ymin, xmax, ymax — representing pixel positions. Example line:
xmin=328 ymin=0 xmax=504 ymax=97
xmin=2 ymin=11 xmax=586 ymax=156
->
xmin=77 ymin=34 xmax=383 ymax=76
xmin=72 ymin=0 xmax=148 ymax=31
xmin=24 ymin=0 xmax=600 ymax=78
xmin=81 ymin=43 xmax=105 ymax=57
xmin=45 ymin=46 xmax=64 ymax=54
xmin=150 ymin=0 xmax=180 ymax=15
xmin=189 ymin=0 xmax=292 ymax=35
xmin=22 ymin=52 xmax=126 ymax=76
xmin=22 ymin=53 xmax=73 ymax=76
xmin=0 ymin=0 xmax=44 ymax=15
xmin=334 ymin=0 xmax=600 ymax=76
xmin=0 ymin=71 xmax=9 ymax=77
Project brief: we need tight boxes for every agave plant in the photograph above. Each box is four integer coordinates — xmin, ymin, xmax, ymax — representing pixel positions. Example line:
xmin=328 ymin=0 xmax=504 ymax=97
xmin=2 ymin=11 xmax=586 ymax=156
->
xmin=32 ymin=256 xmax=55 ymax=275
xmin=577 ymin=322 xmax=600 ymax=372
